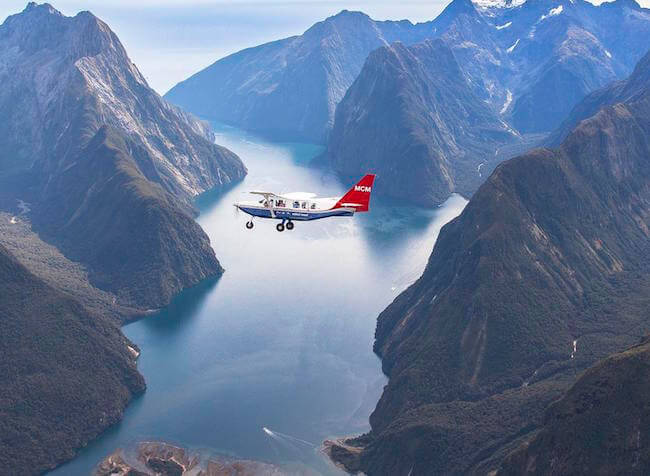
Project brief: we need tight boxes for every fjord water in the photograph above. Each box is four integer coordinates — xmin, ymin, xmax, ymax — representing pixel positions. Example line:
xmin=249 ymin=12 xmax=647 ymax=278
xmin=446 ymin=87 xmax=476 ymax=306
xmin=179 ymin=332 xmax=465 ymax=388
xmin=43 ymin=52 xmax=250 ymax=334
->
xmin=51 ymin=124 xmax=467 ymax=475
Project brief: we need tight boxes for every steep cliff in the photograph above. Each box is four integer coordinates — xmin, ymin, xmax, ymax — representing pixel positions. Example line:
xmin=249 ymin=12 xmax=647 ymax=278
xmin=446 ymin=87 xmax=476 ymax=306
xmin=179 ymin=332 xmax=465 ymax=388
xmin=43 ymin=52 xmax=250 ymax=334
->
xmin=549 ymin=48 xmax=650 ymax=145
xmin=0 ymin=3 xmax=247 ymax=308
xmin=330 ymin=49 xmax=650 ymax=475
xmin=326 ymin=40 xmax=517 ymax=206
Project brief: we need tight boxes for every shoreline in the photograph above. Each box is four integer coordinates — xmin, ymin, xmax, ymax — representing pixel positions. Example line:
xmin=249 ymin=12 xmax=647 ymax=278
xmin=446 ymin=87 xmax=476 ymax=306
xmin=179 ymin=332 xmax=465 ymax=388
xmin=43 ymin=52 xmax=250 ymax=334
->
xmin=96 ymin=440 xmax=321 ymax=476
xmin=322 ymin=436 xmax=366 ymax=475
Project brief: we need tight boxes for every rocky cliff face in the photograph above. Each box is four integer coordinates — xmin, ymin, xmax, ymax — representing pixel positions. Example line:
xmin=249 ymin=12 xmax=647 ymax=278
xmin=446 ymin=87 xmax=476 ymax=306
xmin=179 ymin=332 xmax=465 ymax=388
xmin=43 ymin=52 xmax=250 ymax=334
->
xmin=487 ymin=0 xmax=650 ymax=133
xmin=0 ymin=2 xmax=245 ymax=197
xmin=498 ymin=337 xmax=650 ymax=476
xmin=0 ymin=243 xmax=145 ymax=475
xmin=329 ymin=50 xmax=650 ymax=475
xmin=326 ymin=40 xmax=518 ymax=206
xmin=549 ymin=49 xmax=650 ymax=145
xmin=0 ymin=3 xmax=247 ymax=308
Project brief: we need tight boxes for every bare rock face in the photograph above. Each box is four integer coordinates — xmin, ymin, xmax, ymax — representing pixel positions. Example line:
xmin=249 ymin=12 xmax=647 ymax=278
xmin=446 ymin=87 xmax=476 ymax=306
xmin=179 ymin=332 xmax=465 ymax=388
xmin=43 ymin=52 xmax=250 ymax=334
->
xmin=0 ymin=3 xmax=247 ymax=308
xmin=325 ymin=39 xmax=519 ymax=206
xmin=0 ymin=2 xmax=245 ymax=197
xmin=549 ymin=49 xmax=650 ymax=145
xmin=470 ymin=0 xmax=650 ymax=133
xmin=331 ymin=48 xmax=650 ymax=475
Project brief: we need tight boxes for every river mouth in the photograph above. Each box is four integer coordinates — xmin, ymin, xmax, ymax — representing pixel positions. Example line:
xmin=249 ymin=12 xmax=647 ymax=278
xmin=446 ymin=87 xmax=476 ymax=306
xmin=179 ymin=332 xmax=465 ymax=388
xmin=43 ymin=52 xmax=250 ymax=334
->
xmin=50 ymin=123 xmax=467 ymax=475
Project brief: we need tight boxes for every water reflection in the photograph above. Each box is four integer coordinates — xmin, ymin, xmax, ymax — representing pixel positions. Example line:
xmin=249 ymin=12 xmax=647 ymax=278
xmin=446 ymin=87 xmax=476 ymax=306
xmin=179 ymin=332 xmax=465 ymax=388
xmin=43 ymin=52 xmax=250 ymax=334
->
xmin=134 ymin=276 xmax=220 ymax=335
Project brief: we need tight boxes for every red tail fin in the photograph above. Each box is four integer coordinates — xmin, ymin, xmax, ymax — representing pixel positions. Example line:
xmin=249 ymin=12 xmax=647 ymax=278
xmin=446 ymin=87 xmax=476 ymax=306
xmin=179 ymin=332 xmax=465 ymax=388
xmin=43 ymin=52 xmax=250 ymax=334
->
xmin=334 ymin=174 xmax=376 ymax=212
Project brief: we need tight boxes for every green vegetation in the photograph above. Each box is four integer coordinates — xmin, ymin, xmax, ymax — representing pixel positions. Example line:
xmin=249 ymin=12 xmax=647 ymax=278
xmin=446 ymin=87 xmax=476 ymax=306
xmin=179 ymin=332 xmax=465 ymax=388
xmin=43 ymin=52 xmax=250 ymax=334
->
xmin=0 ymin=244 xmax=145 ymax=475
xmin=330 ymin=52 xmax=650 ymax=475
xmin=499 ymin=337 xmax=650 ymax=475
xmin=34 ymin=126 xmax=224 ymax=309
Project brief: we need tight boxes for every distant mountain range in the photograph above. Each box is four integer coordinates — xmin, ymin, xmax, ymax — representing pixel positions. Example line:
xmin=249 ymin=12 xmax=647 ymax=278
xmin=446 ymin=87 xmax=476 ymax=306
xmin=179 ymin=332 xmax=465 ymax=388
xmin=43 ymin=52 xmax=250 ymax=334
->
xmin=165 ymin=0 xmax=650 ymax=205
xmin=484 ymin=0 xmax=650 ymax=133
xmin=329 ymin=49 xmax=650 ymax=475
xmin=165 ymin=10 xmax=431 ymax=144
xmin=0 ymin=3 xmax=246 ymax=473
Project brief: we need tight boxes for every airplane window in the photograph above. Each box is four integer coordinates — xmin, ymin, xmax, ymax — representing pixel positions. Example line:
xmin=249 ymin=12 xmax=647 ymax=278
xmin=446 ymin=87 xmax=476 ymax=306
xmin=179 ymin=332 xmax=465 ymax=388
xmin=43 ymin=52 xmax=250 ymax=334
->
xmin=302 ymin=202 xmax=307 ymax=209
xmin=311 ymin=203 xmax=316 ymax=210
xmin=293 ymin=201 xmax=300 ymax=208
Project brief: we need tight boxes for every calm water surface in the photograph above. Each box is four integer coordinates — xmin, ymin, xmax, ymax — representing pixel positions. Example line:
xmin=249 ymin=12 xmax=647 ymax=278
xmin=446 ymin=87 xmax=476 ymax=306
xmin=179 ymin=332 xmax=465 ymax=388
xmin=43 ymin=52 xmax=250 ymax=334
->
xmin=51 ymin=124 xmax=467 ymax=475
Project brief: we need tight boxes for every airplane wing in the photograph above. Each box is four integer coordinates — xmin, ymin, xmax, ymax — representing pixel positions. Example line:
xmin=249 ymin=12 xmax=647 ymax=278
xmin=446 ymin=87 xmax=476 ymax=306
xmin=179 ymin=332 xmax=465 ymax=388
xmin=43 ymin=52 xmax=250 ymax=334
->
xmin=249 ymin=191 xmax=279 ymax=198
xmin=248 ymin=191 xmax=280 ymax=218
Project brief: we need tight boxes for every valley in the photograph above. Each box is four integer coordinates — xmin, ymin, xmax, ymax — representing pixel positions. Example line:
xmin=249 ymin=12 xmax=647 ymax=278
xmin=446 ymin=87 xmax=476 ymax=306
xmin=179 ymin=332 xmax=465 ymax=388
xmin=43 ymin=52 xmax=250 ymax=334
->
xmin=1 ymin=1 xmax=649 ymax=475
xmin=45 ymin=124 xmax=468 ymax=475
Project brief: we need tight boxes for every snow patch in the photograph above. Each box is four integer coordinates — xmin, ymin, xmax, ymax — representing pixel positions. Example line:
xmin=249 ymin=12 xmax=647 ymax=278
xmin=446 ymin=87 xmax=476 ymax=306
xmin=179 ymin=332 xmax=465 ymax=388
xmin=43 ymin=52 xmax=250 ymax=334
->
xmin=507 ymin=39 xmax=520 ymax=53
xmin=500 ymin=89 xmax=513 ymax=114
xmin=496 ymin=21 xmax=512 ymax=30
xmin=473 ymin=0 xmax=527 ymax=9
xmin=540 ymin=5 xmax=563 ymax=21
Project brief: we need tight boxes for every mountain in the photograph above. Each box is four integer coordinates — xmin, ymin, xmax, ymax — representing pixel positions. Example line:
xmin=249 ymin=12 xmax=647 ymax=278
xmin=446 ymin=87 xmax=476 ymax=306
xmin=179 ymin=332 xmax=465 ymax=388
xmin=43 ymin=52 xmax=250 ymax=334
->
xmin=0 ymin=243 xmax=145 ymax=474
xmin=0 ymin=3 xmax=247 ymax=308
xmin=426 ymin=0 xmax=513 ymax=107
xmin=165 ymin=10 xmax=435 ymax=144
xmin=549 ymin=48 xmax=650 ymax=145
xmin=166 ymin=0 xmax=650 ymax=149
xmin=328 ymin=51 xmax=650 ymax=474
xmin=498 ymin=337 xmax=650 ymax=476
xmin=480 ymin=0 xmax=650 ymax=132
xmin=325 ymin=40 xmax=518 ymax=206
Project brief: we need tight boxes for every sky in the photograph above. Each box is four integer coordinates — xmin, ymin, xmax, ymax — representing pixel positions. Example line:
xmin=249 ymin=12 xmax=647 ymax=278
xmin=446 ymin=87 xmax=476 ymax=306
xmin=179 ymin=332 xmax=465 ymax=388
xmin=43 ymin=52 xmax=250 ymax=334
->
xmin=1 ymin=0 xmax=648 ymax=94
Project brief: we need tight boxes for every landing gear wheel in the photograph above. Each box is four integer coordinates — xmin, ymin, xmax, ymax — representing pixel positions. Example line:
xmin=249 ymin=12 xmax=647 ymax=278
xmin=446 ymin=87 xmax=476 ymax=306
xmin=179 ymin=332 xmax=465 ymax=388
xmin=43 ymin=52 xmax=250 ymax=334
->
xmin=276 ymin=223 xmax=285 ymax=232
xmin=286 ymin=221 xmax=294 ymax=230
xmin=245 ymin=221 xmax=254 ymax=229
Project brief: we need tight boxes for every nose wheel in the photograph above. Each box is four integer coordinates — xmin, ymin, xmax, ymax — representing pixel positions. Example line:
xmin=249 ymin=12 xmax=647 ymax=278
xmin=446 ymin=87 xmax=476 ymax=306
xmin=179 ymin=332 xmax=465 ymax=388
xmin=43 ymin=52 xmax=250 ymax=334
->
xmin=245 ymin=221 xmax=254 ymax=229
xmin=286 ymin=221 xmax=294 ymax=230
xmin=276 ymin=222 xmax=285 ymax=232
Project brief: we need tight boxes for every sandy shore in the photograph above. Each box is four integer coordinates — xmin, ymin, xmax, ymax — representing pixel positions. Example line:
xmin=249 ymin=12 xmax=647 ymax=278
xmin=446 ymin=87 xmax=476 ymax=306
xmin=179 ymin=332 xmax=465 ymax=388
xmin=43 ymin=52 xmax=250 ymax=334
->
xmin=95 ymin=441 xmax=315 ymax=476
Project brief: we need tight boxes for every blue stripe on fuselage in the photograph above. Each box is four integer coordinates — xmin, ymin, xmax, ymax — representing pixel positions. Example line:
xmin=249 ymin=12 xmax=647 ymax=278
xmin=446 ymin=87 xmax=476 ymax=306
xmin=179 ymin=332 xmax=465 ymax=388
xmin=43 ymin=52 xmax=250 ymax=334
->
xmin=237 ymin=206 xmax=353 ymax=221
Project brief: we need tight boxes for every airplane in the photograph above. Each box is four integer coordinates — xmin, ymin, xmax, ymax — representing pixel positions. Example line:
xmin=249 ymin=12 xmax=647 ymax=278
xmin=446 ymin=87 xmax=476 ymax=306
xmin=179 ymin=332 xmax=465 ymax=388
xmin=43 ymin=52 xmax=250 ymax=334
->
xmin=234 ymin=174 xmax=376 ymax=232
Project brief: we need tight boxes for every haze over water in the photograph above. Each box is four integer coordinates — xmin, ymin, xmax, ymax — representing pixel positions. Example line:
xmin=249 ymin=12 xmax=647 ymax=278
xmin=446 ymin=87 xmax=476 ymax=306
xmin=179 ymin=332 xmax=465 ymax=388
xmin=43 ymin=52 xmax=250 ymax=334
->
xmin=50 ymin=124 xmax=467 ymax=475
